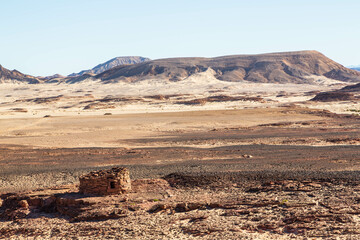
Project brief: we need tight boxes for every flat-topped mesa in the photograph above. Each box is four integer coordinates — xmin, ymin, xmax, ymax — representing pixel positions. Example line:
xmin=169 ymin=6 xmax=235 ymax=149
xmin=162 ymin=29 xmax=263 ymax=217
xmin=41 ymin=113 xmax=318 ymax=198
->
xmin=79 ymin=167 xmax=131 ymax=196
xmin=92 ymin=50 xmax=360 ymax=84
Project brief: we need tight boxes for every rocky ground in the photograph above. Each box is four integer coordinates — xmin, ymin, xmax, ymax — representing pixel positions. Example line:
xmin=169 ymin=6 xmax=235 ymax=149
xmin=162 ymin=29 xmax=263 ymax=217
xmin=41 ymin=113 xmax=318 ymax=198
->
xmin=2 ymin=172 xmax=360 ymax=239
xmin=0 ymin=105 xmax=359 ymax=239
xmin=0 ymin=107 xmax=359 ymax=193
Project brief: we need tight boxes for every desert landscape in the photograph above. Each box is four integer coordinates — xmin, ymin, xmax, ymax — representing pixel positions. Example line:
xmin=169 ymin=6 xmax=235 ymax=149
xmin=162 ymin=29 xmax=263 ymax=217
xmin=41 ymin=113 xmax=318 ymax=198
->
xmin=0 ymin=49 xmax=359 ymax=239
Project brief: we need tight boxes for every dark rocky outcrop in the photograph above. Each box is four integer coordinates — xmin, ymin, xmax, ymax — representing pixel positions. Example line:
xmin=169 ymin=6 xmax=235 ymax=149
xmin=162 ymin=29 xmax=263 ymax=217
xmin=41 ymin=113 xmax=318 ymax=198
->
xmin=310 ymin=80 xmax=360 ymax=102
xmin=310 ymin=92 xmax=356 ymax=102
xmin=340 ymin=82 xmax=360 ymax=92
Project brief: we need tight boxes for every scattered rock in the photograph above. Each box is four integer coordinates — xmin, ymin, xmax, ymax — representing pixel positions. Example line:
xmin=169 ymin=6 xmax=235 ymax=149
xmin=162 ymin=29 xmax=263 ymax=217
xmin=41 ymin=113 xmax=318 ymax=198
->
xmin=175 ymin=202 xmax=207 ymax=212
xmin=18 ymin=200 xmax=29 ymax=209
xmin=1 ymin=172 xmax=360 ymax=238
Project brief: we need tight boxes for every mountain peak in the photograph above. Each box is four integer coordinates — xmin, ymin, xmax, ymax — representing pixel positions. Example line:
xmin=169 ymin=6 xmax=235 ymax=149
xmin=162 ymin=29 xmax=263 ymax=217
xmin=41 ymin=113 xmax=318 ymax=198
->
xmin=68 ymin=56 xmax=150 ymax=77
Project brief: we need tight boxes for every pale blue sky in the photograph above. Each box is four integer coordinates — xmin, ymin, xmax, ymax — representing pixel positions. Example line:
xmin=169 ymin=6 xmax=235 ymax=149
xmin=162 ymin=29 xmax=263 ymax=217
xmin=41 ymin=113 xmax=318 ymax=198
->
xmin=1 ymin=0 xmax=359 ymax=76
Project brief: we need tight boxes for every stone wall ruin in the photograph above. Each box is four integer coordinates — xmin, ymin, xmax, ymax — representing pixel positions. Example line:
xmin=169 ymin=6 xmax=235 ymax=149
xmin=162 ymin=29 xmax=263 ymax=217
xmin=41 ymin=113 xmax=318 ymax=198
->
xmin=79 ymin=167 xmax=131 ymax=195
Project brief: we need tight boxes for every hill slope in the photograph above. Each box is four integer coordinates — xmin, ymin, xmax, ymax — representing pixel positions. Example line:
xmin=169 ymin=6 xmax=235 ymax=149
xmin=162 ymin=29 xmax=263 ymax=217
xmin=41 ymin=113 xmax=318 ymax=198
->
xmin=68 ymin=56 xmax=150 ymax=77
xmin=310 ymin=77 xmax=360 ymax=102
xmin=0 ymin=65 xmax=41 ymax=84
xmin=92 ymin=51 xmax=360 ymax=84
xmin=339 ymin=82 xmax=360 ymax=92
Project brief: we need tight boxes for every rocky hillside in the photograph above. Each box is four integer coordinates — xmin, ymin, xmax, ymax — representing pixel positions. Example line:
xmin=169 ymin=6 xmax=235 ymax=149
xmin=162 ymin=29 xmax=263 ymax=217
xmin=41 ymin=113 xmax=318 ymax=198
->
xmin=338 ymin=82 xmax=360 ymax=93
xmin=310 ymin=80 xmax=360 ymax=102
xmin=0 ymin=65 xmax=41 ymax=84
xmin=68 ymin=56 xmax=150 ymax=77
xmin=92 ymin=51 xmax=360 ymax=84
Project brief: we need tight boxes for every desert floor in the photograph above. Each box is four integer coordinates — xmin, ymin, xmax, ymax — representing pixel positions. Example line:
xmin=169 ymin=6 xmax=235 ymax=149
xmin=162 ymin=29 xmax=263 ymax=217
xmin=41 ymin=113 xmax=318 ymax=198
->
xmin=0 ymin=81 xmax=360 ymax=239
xmin=0 ymin=105 xmax=359 ymax=191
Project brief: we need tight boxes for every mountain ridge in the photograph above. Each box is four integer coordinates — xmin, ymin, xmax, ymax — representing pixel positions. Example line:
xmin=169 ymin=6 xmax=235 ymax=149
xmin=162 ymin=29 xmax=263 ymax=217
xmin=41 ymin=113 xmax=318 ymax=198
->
xmin=1 ymin=51 xmax=360 ymax=84
xmin=68 ymin=56 xmax=150 ymax=77
xmin=90 ymin=50 xmax=360 ymax=84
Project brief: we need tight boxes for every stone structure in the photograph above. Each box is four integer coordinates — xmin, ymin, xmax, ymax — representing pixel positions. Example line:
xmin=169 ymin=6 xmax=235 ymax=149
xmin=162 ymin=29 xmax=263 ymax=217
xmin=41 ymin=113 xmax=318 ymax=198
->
xmin=79 ymin=167 xmax=131 ymax=196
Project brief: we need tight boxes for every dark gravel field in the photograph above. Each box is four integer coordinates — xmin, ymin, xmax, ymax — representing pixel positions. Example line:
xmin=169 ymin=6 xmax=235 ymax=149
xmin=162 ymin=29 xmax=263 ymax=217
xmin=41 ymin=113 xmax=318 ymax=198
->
xmin=1 ymin=144 xmax=359 ymax=192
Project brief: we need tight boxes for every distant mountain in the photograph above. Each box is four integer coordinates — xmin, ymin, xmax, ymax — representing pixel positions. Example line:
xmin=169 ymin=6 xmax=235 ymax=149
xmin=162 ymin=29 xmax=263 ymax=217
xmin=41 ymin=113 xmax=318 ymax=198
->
xmin=0 ymin=64 xmax=41 ymax=84
xmin=68 ymin=56 xmax=150 ymax=77
xmin=350 ymin=67 xmax=360 ymax=72
xmin=40 ymin=74 xmax=65 ymax=80
xmin=85 ymin=51 xmax=360 ymax=84
xmin=2 ymin=51 xmax=360 ymax=85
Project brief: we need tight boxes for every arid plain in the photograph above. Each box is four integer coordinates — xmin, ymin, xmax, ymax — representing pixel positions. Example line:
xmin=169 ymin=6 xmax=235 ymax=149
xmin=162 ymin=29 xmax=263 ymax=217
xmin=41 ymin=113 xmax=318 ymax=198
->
xmin=1 ymin=51 xmax=360 ymax=239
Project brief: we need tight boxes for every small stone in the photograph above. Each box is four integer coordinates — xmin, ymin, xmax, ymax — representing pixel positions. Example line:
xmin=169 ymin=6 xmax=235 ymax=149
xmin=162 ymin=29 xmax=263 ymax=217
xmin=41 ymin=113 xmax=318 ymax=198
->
xmin=307 ymin=183 xmax=322 ymax=188
xmin=18 ymin=200 xmax=29 ymax=209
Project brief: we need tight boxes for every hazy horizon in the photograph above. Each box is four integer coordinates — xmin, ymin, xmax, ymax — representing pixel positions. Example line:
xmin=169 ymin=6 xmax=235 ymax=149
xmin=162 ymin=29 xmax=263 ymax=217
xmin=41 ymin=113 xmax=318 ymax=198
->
xmin=1 ymin=0 xmax=360 ymax=76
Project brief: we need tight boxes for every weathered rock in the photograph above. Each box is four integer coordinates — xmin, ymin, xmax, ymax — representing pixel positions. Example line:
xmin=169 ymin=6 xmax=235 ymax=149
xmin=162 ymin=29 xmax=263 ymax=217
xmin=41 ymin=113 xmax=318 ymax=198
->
xmin=18 ymin=200 xmax=29 ymax=209
xmin=70 ymin=208 xmax=127 ymax=222
xmin=41 ymin=196 xmax=57 ymax=212
xmin=175 ymin=202 xmax=207 ymax=212
xmin=148 ymin=203 xmax=174 ymax=213
xmin=2 ymin=208 xmax=31 ymax=220
xmin=27 ymin=197 xmax=42 ymax=207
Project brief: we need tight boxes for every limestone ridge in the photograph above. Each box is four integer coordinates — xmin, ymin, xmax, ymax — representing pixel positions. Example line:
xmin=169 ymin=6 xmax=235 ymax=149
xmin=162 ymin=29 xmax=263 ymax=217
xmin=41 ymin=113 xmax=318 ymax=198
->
xmin=68 ymin=56 xmax=151 ymax=77
xmin=94 ymin=51 xmax=360 ymax=84
xmin=0 ymin=64 xmax=41 ymax=84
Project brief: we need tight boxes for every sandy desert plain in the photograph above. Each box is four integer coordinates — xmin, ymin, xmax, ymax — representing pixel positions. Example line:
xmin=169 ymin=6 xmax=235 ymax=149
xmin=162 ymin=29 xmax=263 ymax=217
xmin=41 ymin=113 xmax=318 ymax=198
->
xmin=1 ymin=54 xmax=360 ymax=239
